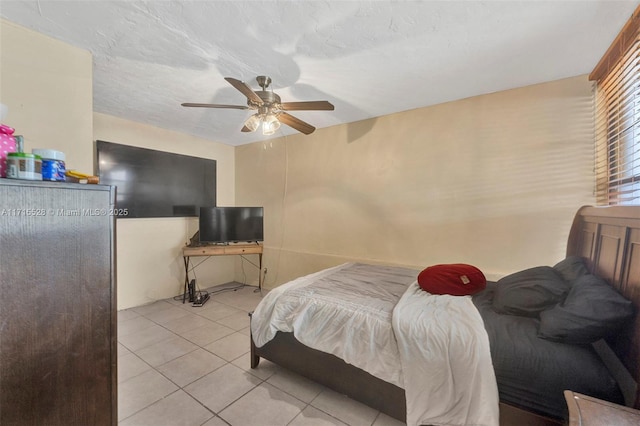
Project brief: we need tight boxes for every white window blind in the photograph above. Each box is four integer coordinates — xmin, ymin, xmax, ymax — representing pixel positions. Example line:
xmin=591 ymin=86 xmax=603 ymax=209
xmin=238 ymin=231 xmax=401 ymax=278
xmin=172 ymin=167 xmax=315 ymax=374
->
xmin=594 ymin=11 xmax=640 ymax=205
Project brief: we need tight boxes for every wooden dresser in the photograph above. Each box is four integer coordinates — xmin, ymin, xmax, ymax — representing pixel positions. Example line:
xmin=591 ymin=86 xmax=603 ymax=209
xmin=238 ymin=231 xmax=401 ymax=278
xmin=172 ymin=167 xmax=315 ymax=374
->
xmin=565 ymin=391 xmax=640 ymax=426
xmin=0 ymin=180 xmax=117 ymax=425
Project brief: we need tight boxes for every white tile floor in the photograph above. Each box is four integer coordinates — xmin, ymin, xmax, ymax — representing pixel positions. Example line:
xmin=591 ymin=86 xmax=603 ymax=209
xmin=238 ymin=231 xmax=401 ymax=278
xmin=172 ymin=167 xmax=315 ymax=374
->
xmin=118 ymin=284 xmax=405 ymax=426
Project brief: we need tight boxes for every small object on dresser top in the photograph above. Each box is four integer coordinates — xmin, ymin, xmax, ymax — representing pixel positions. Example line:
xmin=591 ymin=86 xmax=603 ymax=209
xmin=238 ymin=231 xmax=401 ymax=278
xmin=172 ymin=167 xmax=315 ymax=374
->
xmin=14 ymin=135 xmax=24 ymax=153
xmin=32 ymin=149 xmax=66 ymax=182
xmin=65 ymin=169 xmax=99 ymax=184
xmin=564 ymin=390 xmax=640 ymax=426
xmin=6 ymin=152 xmax=42 ymax=180
xmin=0 ymin=124 xmax=17 ymax=178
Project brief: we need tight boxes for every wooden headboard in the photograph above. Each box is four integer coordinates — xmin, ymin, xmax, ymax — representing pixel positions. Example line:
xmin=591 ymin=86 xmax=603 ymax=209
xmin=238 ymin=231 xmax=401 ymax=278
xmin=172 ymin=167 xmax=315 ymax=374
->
xmin=567 ymin=205 xmax=640 ymax=408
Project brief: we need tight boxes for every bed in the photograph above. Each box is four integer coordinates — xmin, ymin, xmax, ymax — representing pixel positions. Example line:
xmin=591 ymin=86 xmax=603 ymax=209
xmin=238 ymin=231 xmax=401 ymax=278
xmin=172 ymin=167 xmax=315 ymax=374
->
xmin=249 ymin=205 xmax=640 ymax=425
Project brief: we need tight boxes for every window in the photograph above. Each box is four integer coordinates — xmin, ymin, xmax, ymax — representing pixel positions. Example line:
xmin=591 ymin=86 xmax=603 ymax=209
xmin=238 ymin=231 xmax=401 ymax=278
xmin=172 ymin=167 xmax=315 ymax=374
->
xmin=592 ymin=7 xmax=640 ymax=205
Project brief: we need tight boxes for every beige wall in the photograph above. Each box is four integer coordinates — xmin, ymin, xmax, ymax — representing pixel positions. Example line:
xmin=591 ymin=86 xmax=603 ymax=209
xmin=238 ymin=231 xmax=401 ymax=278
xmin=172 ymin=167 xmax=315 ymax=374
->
xmin=0 ymin=19 xmax=93 ymax=170
xmin=0 ymin=20 xmax=238 ymax=310
xmin=2 ymin=18 xmax=597 ymax=305
xmin=236 ymin=75 xmax=596 ymax=287
xmin=93 ymin=114 xmax=236 ymax=309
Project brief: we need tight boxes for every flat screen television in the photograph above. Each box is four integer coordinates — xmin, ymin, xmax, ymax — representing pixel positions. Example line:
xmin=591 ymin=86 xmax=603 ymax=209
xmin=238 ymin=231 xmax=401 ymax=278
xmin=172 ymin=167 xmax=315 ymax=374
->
xmin=95 ymin=140 xmax=216 ymax=218
xmin=199 ymin=207 xmax=264 ymax=244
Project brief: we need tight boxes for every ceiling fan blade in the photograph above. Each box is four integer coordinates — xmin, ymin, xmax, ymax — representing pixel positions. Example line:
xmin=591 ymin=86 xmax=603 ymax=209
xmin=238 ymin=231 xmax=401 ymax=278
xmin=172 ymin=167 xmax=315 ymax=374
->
xmin=278 ymin=112 xmax=316 ymax=135
xmin=280 ymin=101 xmax=335 ymax=111
xmin=224 ymin=77 xmax=264 ymax=105
xmin=181 ymin=103 xmax=249 ymax=110
xmin=241 ymin=125 xmax=252 ymax=132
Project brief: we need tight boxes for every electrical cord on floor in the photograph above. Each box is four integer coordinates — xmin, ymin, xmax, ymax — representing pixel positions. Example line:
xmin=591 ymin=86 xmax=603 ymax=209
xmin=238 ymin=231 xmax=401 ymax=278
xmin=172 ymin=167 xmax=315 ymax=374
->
xmin=207 ymin=283 xmax=245 ymax=295
xmin=256 ymin=267 xmax=268 ymax=295
xmin=173 ymin=283 xmax=247 ymax=308
xmin=197 ymin=281 xmax=247 ymax=297
xmin=175 ymin=252 xmax=259 ymax=304
xmin=174 ymin=256 xmax=195 ymax=302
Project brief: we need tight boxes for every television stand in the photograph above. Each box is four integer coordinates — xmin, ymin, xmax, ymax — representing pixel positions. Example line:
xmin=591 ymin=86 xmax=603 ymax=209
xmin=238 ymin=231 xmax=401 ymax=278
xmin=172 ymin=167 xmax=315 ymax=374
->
xmin=182 ymin=243 xmax=263 ymax=304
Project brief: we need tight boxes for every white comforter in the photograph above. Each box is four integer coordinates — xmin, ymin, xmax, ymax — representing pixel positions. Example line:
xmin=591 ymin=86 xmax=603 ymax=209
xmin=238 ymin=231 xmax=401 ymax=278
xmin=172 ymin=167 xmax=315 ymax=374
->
xmin=252 ymin=263 xmax=415 ymax=386
xmin=251 ymin=263 xmax=499 ymax=426
xmin=393 ymin=282 xmax=499 ymax=426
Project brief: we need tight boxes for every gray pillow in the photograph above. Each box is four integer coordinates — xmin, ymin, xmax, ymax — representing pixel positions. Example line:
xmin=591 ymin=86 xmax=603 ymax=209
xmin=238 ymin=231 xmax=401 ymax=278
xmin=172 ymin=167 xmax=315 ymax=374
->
xmin=493 ymin=266 xmax=571 ymax=317
xmin=538 ymin=274 xmax=635 ymax=344
xmin=553 ymin=256 xmax=590 ymax=282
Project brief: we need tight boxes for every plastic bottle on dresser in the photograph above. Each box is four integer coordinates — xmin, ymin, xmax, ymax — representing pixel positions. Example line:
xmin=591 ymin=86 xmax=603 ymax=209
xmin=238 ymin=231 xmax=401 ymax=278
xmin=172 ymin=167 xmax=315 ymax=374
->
xmin=32 ymin=149 xmax=66 ymax=182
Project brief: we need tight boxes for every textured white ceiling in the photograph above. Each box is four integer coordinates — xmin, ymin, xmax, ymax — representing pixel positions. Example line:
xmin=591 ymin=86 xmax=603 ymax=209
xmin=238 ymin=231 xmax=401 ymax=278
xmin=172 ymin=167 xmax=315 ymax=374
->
xmin=1 ymin=1 xmax=637 ymax=146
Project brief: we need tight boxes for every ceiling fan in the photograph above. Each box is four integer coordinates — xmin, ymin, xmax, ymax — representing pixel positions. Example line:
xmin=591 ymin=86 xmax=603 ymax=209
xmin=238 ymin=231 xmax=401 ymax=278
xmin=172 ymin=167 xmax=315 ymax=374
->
xmin=181 ymin=76 xmax=335 ymax=136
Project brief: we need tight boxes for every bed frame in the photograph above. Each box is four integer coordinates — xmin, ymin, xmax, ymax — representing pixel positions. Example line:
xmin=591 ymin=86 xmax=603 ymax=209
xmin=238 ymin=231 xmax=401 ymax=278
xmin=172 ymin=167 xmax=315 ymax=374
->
xmin=250 ymin=205 xmax=640 ymax=424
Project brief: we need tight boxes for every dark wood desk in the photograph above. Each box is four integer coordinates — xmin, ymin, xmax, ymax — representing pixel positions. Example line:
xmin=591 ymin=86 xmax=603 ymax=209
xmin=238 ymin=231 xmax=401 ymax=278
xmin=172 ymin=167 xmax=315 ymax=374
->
xmin=182 ymin=243 xmax=263 ymax=303
xmin=564 ymin=390 xmax=640 ymax=426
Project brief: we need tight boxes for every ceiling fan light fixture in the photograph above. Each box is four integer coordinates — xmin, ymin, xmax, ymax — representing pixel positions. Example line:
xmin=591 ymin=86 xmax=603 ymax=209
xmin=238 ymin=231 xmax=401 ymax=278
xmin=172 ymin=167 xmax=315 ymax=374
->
xmin=244 ymin=114 xmax=261 ymax=132
xmin=262 ymin=113 xmax=281 ymax=135
xmin=182 ymin=75 xmax=333 ymax=136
